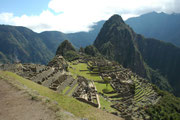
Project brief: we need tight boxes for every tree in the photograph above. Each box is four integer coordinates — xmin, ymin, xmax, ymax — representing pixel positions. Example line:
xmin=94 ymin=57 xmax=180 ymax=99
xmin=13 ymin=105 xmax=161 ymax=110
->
xmin=103 ymin=77 xmax=111 ymax=88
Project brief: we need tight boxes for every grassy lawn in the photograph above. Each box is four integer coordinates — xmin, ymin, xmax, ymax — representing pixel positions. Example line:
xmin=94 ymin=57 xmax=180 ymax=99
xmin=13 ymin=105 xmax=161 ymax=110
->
xmin=67 ymin=83 xmax=78 ymax=96
xmin=0 ymin=71 xmax=121 ymax=120
xmin=94 ymin=82 xmax=114 ymax=95
xmin=99 ymin=96 xmax=117 ymax=113
xmin=68 ymin=63 xmax=102 ymax=81
xmin=62 ymin=86 xmax=71 ymax=94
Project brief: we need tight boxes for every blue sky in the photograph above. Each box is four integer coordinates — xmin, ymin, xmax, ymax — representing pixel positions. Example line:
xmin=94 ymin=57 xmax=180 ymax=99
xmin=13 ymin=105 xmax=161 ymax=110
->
xmin=0 ymin=0 xmax=180 ymax=33
xmin=0 ymin=0 xmax=50 ymax=16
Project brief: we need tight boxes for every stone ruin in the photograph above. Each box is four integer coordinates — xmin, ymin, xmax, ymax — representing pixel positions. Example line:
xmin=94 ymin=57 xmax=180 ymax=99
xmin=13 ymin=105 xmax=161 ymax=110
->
xmin=85 ymin=58 xmax=160 ymax=120
xmin=0 ymin=60 xmax=100 ymax=109
xmin=73 ymin=76 xmax=100 ymax=108
xmin=100 ymin=68 xmax=160 ymax=119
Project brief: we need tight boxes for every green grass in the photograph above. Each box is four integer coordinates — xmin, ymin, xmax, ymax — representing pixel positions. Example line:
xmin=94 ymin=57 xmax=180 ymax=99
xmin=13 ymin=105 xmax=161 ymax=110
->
xmin=67 ymin=83 xmax=78 ymax=96
xmin=62 ymin=86 xmax=71 ymax=94
xmin=109 ymin=97 xmax=122 ymax=101
xmin=94 ymin=82 xmax=114 ymax=95
xmin=99 ymin=96 xmax=117 ymax=113
xmin=0 ymin=71 xmax=120 ymax=120
xmin=68 ymin=63 xmax=102 ymax=81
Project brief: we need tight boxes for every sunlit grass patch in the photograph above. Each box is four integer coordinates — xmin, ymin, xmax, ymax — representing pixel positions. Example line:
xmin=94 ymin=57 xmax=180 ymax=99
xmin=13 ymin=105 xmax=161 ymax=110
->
xmin=68 ymin=63 xmax=102 ymax=81
xmin=99 ymin=96 xmax=117 ymax=113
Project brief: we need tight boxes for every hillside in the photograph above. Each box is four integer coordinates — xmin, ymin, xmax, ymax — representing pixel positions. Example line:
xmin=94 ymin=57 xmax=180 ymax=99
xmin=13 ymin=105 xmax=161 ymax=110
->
xmin=126 ymin=12 xmax=180 ymax=47
xmin=0 ymin=25 xmax=53 ymax=64
xmin=135 ymin=35 xmax=180 ymax=96
xmin=0 ymin=79 xmax=58 ymax=120
xmin=39 ymin=31 xmax=67 ymax=54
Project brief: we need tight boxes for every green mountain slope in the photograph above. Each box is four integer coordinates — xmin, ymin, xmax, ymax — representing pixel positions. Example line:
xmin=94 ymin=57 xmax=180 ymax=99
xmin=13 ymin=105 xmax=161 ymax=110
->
xmin=39 ymin=31 xmax=67 ymax=54
xmin=135 ymin=35 xmax=180 ymax=96
xmin=0 ymin=25 xmax=53 ymax=64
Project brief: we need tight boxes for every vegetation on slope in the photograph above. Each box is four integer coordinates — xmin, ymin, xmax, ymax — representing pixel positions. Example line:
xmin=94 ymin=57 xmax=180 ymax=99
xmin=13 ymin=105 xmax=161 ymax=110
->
xmin=0 ymin=25 xmax=53 ymax=64
xmin=146 ymin=86 xmax=180 ymax=120
xmin=55 ymin=40 xmax=80 ymax=61
xmin=84 ymin=45 xmax=100 ymax=57
xmin=135 ymin=35 xmax=180 ymax=96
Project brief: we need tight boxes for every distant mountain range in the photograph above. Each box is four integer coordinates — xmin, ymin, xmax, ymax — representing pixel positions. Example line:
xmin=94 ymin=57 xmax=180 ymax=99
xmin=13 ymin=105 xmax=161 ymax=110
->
xmin=0 ymin=21 xmax=104 ymax=64
xmin=40 ymin=11 xmax=180 ymax=51
xmin=126 ymin=12 xmax=180 ymax=47
xmin=1 ymin=12 xmax=180 ymax=65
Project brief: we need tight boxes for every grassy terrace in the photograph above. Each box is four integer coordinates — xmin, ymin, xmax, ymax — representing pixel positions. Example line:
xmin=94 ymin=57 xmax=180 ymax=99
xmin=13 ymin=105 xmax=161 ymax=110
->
xmin=133 ymin=77 xmax=155 ymax=104
xmin=69 ymin=62 xmax=102 ymax=81
xmin=0 ymin=71 xmax=121 ymax=120
xmin=68 ymin=62 xmax=118 ymax=112
xmin=62 ymin=86 xmax=71 ymax=94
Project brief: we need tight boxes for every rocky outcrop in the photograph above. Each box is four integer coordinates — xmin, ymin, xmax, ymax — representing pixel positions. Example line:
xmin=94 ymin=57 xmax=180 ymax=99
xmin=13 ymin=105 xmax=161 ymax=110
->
xmin=48 ymin=55 xmax=68 ymax=71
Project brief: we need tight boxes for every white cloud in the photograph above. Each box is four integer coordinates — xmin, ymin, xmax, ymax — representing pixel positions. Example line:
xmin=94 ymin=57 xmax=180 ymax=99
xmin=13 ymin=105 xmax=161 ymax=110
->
xmin=0 ymin=0 xmax=179 ymax=33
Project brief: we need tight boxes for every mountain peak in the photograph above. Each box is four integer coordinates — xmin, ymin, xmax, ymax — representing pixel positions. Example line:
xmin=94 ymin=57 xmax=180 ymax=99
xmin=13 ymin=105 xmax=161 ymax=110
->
xmin=94 ymin=14 xmax=147 ymax=77
xmin=56 ymin=40 xmax=76 ymax=56
xmin=108 ymin=14 xmax=125 ymax=24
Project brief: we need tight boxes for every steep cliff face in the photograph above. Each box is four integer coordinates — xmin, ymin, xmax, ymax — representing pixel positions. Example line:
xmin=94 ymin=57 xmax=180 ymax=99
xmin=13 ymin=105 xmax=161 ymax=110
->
xmin=135 ymin=35 xmax=180 ymax=96
xmin=94 ymin=15 xmax=147 ymax=77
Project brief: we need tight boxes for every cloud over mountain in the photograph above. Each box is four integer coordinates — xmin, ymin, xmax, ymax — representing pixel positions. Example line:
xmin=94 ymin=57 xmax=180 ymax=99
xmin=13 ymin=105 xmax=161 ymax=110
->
xmin=0 ymin=0 xmax=180 ymax=33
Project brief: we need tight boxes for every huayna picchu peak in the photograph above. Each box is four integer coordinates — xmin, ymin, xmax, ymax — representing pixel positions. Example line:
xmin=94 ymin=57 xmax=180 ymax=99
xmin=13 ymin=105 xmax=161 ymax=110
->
xmin=106 ymin=14 xmax=125 ymax=24
xmin=94 ymin=14 xmax=147 ymax=78
xmin=94 ymin=14 xmax=180 ymax=97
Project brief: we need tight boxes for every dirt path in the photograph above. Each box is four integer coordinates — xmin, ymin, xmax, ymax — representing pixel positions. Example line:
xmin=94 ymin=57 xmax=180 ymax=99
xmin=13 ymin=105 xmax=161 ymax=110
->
xmin=0 ymin=79 xmax=56 ymax=120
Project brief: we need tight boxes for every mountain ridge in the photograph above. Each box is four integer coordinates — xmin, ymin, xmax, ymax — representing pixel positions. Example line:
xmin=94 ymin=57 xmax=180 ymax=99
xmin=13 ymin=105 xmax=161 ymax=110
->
xmin=0 ymin=25 xmax=53 ymax=64
xmin=126 ymin=12 xmax=180 ymax=47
